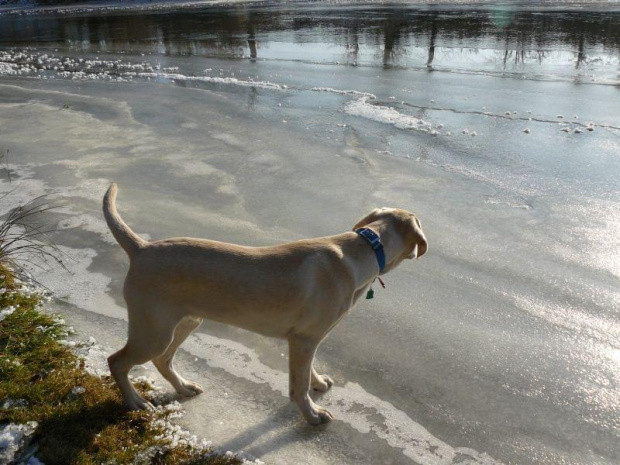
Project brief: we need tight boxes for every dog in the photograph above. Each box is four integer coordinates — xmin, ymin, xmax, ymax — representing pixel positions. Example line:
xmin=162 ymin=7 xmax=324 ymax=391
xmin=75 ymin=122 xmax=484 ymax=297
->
xmin=103 ymin=183 xmax=427 ymax=425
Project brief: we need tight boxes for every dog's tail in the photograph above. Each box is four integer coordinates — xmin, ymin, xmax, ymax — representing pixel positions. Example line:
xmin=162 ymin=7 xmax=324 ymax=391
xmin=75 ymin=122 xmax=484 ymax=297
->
xmin=103 ymin=183 xmax=147 ymax=258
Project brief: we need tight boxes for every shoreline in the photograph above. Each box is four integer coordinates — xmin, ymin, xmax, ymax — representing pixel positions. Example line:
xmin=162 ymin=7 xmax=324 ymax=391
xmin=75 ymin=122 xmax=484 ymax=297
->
xmin=2 ymin=0 xmax=620 ymax=17
xmin=0 ymin=268 xmax=259 ymax=464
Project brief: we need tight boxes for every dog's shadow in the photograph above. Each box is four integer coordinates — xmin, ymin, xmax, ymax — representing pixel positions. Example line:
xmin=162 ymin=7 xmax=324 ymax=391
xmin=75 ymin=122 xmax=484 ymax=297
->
xmin=32 ymin=399 xmax=137 ymax=464
xmin=218 ymin=404 xmax=331 ymax=459
xmin=175 ymin=391 xmax=333 ymax=460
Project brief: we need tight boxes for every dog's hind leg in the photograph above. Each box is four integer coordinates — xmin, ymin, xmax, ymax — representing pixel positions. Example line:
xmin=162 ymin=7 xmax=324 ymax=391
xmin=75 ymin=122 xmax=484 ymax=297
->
xmin=288 ymin=334 xmax=334 ymax=425
xmin=152 ymin=316 xmax=204 ymax=397
xmin=108 ymin=305 xmax=178 ymax=411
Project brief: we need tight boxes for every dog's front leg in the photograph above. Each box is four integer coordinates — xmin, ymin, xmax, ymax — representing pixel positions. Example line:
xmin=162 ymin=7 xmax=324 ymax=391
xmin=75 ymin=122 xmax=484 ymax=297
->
xmin=311 ymin=366 xmax=334 ymax=393
xmin=288 ymin=334 xmax=334 ymax=425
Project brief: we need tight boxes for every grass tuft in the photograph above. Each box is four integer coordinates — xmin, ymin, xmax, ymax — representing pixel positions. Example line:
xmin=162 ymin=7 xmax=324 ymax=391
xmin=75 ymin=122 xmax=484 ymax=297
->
xmin=0 ymin=193 xmax=68 ymax=287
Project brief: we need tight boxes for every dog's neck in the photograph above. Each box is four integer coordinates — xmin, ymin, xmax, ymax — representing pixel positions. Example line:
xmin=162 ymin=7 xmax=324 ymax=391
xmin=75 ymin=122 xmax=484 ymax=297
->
xmin=341 ymin=222 xmax=402 ymax=289
xmin=365 ymin=222 xmax=403 ymax=273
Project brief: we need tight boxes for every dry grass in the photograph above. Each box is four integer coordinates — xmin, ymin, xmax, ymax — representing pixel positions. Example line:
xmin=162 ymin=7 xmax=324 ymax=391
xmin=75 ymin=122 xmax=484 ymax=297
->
xmin=0 ymin=193 xmax=67 ymax=286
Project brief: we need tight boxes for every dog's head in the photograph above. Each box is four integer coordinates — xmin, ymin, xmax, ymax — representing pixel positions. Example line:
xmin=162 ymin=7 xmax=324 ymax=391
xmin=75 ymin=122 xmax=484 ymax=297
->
xmin=353 ymin=207 xmax=427 ymax=272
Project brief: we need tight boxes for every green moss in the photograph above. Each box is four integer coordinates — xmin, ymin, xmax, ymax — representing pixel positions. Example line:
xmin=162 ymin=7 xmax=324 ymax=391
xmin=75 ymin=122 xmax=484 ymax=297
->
xmin=0 ymin=266 xmax=242 ymax=465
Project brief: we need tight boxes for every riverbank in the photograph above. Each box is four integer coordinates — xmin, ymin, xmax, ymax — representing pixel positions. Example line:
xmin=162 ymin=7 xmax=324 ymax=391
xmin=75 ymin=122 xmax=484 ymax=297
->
xmin=0 ymin=265 xmax=254 ymax=464
xmin=1 ymin=0 xmax=252 ymax=15
xmin=2 ymin=0 xmax=619 ymax=17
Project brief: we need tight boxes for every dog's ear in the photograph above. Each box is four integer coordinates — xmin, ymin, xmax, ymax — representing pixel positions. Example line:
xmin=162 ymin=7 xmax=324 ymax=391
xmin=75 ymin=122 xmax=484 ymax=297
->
xmin=352 ymin=208 xmax=383 ymax=230
xmin=406 ymin=215 xmax=428 ymax=259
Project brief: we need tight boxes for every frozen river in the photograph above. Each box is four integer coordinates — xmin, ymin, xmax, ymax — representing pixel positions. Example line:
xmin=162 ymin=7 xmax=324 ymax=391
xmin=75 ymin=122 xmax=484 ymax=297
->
xmin=1 ymin=2 xmax=619 ymax=463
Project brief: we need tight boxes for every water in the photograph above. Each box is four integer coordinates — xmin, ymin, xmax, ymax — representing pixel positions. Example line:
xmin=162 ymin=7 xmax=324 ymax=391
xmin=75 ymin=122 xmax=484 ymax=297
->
xmin=1 ymin=2 xmax=619 ymax=464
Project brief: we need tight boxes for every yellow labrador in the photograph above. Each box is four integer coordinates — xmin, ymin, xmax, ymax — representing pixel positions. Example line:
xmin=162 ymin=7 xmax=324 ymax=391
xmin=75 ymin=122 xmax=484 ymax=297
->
xmin=103 ymin=183 xmax=427 ymax=425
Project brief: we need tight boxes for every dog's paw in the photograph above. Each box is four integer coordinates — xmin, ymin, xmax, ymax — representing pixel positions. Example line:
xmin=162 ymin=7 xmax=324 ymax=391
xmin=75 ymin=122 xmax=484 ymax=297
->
xmin=307 ymin=407 xmax=334 ymax=425
xmin=128 ymin=397 xmax=155 ymax=411
xmin=296 ymin=396 xmax=335 ymax=425
xmin=177 ymin=381 xmax=204 ymax=397
xmin=312 ymin=374 xmax=334 ymax=393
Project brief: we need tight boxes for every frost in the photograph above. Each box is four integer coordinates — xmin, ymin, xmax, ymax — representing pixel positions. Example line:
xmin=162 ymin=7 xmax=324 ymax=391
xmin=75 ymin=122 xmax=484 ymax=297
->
xmin=0 ymin=422 xmax=38 ymax=464
xmin=2 ymin=399 xmax=27 ymax=409
xmin=75 ymin=341 xmax=110 ymax=377
xmin=0 ymin=306 xmax=15 ymax=321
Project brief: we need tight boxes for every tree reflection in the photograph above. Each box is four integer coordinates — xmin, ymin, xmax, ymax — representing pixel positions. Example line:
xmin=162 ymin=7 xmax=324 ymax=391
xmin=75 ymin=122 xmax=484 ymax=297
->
xmin=382 ymin=16 xmax=403 ymax=67
xmin=427 ymin=14 xmax=438 ymax=68
xmin=0 ymin=6 xmax=617 ymax=70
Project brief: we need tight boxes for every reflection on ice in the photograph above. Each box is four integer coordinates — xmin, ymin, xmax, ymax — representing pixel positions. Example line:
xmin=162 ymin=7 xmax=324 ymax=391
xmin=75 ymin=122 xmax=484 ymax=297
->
xmin=1 ymin=5 xmax=620 ymax=82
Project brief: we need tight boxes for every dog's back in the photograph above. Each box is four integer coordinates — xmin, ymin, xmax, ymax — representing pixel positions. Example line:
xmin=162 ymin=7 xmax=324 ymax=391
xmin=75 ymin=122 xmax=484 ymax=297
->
xmin=123 ymin=236 xmax=350 ymax=337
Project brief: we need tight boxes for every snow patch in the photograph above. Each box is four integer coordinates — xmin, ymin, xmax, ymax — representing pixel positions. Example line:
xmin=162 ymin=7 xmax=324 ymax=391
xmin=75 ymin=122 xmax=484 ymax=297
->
xmin=138 ymin=72 xmax=288 ymax=91
xmin=75 ymin=340 xmax=111 ymax=377
xmin=311 ymin=87 xmax=376 ymax=99
xmin=0 ymin=306 xmax=16 ymax=321
xmin=0 ymin=422 xmax=37 ymax=464
xmin=2 ymin=399 xmax=27 ymax=409
xmin=344 ymin=98 xmax=432 ymax=133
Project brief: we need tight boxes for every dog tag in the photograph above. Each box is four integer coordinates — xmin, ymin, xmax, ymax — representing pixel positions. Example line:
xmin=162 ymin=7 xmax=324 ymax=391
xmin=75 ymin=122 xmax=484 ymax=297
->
xmin=366 ymin=288 xmax=374 ymax=299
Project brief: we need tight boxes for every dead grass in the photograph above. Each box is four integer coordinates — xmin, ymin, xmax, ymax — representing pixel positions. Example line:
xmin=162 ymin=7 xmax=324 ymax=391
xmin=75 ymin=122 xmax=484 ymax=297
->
xmin=0 ymin=193 xmax=67 ymax=286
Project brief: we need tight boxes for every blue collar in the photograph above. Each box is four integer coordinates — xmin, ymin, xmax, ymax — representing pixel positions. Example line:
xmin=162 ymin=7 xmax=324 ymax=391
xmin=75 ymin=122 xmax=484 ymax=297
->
xmin=355 ymin=227 xmax=386 ymax=273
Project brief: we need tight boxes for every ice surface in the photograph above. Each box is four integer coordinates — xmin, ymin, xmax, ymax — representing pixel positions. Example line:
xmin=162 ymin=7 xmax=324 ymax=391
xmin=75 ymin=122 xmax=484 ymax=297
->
xmin=1 ymin=3 xmax=619 ymax=464
xmin=183 ymin=332 xmax=500 ymax=465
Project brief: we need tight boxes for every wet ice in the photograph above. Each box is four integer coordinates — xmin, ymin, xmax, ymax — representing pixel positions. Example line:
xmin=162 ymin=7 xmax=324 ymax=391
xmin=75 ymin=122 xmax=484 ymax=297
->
xmin=1 ymin=3 xmax=620 ymax=464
